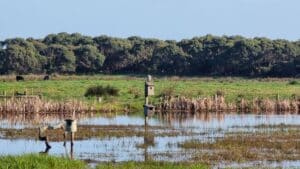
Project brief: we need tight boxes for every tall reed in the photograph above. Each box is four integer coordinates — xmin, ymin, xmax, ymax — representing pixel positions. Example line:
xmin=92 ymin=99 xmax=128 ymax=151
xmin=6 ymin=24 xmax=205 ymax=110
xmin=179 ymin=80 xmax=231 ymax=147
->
xmin=0 ymin=97 xmax=94 ymax=114
xmin=157 ymin=95 xmax=300 ymax=114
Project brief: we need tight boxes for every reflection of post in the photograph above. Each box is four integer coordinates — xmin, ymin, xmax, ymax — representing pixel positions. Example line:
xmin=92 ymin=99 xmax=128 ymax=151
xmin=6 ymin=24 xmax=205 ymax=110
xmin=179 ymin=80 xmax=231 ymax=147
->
xmin=63 ymin=132 xmax=67 ymax=147
xmin=144 ymin=122 xmax=148 ymax=162
xmin=70 ymin=137 xmax=74 ymax=160
xmin=144 ymin=116 xmax=148 ymax=126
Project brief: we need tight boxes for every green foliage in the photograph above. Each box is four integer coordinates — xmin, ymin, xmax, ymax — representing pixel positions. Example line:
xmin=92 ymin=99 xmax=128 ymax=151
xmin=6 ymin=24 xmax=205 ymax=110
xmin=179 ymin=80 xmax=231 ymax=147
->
xmin=288 ymin=80 xmax=299 ymax=85
xmin=84 ymin=85 xmax=119 ymax=97
xmin=0 ymin=33 xmax=299 ymax=76
xmin=45 ymin=44 xmax=76 ymax=73
xmin=0 ymin=49 xmax=5 ymax=74
xmin=74 ymin=45 xmax=105 ymax=73
xmin=0 ymin=154 xmax=86 ymax=169
xmin=3 ymin=39 xmax=43 ymax=74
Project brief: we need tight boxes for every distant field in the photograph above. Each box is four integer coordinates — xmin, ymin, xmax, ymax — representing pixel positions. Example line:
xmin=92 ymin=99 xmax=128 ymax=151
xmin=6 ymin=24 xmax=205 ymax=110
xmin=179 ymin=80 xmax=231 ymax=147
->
xmin=0 ymin=75 xmax=299 ymax=111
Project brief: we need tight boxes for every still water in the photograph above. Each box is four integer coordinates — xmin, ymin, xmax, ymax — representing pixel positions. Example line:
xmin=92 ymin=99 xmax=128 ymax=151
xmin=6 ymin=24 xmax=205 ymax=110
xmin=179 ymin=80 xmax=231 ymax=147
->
xmin=0 ymin=112 xmax=300 ymax=168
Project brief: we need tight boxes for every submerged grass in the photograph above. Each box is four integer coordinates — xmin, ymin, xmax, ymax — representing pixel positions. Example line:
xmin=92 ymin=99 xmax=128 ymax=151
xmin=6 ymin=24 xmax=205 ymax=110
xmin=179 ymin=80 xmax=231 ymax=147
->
xmin=0 ymin=125 xmax=183 ymax=141
xmin=96 ymin=161 xmax=209 ymax=169
xmin=179 ymin=129 xmax=300 ymax=163
xmin=0 ymin=154 xmax=86 ymax=169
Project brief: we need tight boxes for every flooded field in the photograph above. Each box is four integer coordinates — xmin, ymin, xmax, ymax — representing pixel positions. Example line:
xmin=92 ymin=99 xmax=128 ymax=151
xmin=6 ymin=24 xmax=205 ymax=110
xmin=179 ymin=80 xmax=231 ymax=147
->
xmin=1 ymin=112 xmax=300 ymax=168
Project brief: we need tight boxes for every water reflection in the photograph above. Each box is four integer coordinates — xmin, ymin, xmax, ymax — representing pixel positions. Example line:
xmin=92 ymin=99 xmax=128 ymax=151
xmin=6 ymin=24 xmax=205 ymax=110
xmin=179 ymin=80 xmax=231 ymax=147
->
xmin=1 ymin=112 xmax=300 ymax=130
xmin=1 ymin=112 xmax=300 ymax=168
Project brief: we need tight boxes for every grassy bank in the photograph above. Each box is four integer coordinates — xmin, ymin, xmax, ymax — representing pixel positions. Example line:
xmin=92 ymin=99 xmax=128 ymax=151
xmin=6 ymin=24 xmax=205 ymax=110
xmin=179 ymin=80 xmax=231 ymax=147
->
xmin=0 ymin=75 xmax=298 ymax=112
xmin=0 ymin=154 xmax=208 ymax=169
xmin=0 ymin=154 xmax=86 ymax=169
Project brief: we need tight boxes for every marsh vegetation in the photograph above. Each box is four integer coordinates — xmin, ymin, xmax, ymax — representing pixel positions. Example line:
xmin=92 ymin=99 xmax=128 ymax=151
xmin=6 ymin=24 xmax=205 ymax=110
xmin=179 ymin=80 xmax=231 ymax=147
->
xmin=0 ymin=75 xmax=299 ymax=168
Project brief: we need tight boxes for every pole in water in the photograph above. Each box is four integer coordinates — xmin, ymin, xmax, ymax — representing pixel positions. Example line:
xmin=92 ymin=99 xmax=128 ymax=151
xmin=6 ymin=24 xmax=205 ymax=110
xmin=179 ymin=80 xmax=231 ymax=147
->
xmin=70 ymin=132 xmax=74 ymax=159
xmin=71 ymin=132 xmax=74 ymax=146
xmin=64 ymin=119 xmax=77 ymax=159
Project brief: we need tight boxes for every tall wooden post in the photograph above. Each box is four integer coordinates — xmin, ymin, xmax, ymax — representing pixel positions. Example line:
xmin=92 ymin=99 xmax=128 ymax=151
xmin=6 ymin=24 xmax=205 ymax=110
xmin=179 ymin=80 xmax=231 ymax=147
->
xmin=65 ymin=119 xmax=77 ymax=159
xmin=4 ymin=91 xmax=7 ymax=112
xmin=144 ymin=75 xmax=154 ymax=124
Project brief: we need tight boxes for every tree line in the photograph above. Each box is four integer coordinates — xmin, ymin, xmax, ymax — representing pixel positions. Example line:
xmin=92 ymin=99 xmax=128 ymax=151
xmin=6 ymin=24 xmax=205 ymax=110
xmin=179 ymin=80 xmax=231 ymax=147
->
xmin=0 ymin=32 xmax=299 ymax=77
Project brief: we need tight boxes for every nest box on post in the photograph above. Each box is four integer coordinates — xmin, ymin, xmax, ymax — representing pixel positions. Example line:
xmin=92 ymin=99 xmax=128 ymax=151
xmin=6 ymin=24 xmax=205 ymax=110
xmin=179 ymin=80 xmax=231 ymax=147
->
xmin=145 ymin=75 xmax=154 ymax=97
xmin=65 ymin=119 xmax=77 ymax=133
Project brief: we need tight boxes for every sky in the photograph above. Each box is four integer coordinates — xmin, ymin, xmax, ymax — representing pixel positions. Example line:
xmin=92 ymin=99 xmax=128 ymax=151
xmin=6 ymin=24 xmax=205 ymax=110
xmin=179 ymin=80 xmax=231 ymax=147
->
xmin=0 ymin=0 xmax=300 ymax=41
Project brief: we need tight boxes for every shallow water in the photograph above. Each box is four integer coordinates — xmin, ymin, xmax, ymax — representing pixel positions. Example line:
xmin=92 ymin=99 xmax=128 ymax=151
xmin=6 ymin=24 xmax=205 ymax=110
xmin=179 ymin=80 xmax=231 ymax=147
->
xmin=1 ymin=112 xmax=300 ymax=168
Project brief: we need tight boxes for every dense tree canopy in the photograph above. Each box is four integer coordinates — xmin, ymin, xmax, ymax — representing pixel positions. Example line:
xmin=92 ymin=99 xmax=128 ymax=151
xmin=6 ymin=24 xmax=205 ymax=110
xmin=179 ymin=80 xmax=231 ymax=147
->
xmin=0 ymin=33 xmax=299 ymax=77
xmin=74 ymin=45 xmax=105 ymax=73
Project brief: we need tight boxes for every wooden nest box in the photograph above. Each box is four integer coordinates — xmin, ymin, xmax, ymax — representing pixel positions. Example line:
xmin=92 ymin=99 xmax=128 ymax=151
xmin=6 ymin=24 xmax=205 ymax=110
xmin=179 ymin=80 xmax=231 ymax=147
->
xmin=145 ymin=75 xmax=154 ymax=97
xmin=65 ymin=119 xmax=77 ymax=133
xmin=143 ymin=104 xmax=155 ymax=117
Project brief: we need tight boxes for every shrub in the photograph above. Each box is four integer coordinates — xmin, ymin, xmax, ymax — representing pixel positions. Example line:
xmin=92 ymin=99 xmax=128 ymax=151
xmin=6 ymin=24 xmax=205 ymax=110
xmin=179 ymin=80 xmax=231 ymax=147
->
xmin=288 ymin=80 xmax=299 ymax=85
xmin=84 ymin=85 xmax=119 ymax=97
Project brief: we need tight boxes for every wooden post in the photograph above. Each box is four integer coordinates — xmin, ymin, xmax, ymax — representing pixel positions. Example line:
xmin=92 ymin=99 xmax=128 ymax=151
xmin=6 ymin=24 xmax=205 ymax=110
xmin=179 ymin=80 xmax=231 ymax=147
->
xmin=70 ymin=141 xmax=74 ymax=160
xmin=4 ymin=91 xmax=7 ymax=112
xmin=144 ymin=75 xmax=155 ymax=127
xmin=63 ymin=132 xmax=67 ymax=147
xmin=145 ymin=96 xmax=149 ymax=105
xmin=70 ymin=132 xmax=74 ymax=146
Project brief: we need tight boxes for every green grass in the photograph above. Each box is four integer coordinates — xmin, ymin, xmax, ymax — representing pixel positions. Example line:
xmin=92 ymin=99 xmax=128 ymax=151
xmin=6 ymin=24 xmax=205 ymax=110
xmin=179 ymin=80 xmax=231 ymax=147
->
xmin=0 ymin=154 xmax=86 ymax=169
xmin=96 ymin=161 xmax=209 ymax=169
xmin=0 ymin=154 xmax=209 ymax=169
xmin=0 ymin=75 xmax=299 ymax=111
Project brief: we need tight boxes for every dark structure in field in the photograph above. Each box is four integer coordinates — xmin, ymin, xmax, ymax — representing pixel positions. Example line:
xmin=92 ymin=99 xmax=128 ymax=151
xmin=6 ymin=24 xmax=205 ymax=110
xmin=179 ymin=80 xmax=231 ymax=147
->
xmin=16 ymin=75 xmax=24 ymax=81
xmin=43 ymin=75 xmax=50 ymax=80
xmin=14 ymin=91 xmax=26 ymax=96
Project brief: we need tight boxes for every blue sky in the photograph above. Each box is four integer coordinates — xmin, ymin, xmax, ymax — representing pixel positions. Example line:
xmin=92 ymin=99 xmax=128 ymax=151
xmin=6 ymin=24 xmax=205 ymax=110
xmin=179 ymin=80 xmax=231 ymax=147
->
xmin=0 ymin=0 xmax=299 ymax=41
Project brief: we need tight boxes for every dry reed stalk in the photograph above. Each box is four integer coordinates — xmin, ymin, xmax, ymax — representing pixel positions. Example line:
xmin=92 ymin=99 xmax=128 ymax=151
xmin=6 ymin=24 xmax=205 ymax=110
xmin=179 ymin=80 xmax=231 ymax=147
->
xmin=0 ymin=97 xmax=94 ymax=114
xmin=157 ymin=96 xmax=300 ymax=114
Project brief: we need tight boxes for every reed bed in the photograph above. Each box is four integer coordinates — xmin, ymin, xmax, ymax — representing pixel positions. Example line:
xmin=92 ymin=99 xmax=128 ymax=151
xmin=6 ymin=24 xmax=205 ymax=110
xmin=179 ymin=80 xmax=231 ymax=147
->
xmin=157 ymin=95 xmax=300 ymax=114
xmin=0 ymin=97 xmax=95 ymax=114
